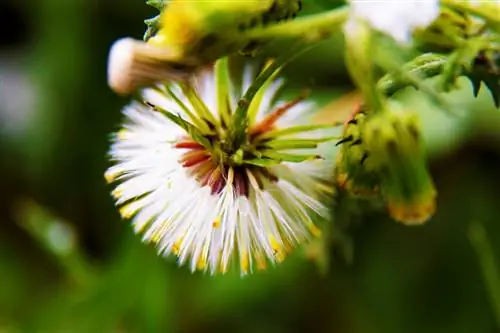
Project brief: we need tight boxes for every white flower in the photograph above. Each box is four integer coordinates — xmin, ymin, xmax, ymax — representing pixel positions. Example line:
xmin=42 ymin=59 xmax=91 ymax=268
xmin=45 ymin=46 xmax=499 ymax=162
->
xmin=349 ymin=0 xmax=440 ymax=43
xmin=105 ymin=59 xmax=338 ymax=275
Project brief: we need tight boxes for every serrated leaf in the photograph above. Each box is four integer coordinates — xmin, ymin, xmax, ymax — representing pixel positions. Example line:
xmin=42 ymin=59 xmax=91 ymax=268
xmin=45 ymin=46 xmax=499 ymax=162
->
xmin=465 ymin=68 xmax=500 ymax=107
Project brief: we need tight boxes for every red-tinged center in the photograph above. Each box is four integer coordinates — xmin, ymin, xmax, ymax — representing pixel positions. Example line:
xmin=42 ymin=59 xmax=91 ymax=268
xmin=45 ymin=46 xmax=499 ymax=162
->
xmin=171 ymin=93 xmax=307 ymax=196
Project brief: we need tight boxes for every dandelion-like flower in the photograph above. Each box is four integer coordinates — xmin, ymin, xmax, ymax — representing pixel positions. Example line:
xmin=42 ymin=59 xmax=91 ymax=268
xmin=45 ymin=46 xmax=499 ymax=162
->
xmin=105 ymin=58 xmax=338 ymax=275
xmin=348 ymin=0 xmax=440 ymax=44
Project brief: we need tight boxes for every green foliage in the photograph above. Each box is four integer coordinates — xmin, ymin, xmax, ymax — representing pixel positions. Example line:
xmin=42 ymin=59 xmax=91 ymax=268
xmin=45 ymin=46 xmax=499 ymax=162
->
xmin=2 ymin=0 xmax=500 ymax=332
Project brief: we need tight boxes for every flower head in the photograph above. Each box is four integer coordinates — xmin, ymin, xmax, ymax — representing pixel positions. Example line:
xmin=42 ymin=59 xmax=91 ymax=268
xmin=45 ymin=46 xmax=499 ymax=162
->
xmin=348 ymin=0 xmax=440 ymax=44
xmin=105 ymin=58 xmax=337 ymax=275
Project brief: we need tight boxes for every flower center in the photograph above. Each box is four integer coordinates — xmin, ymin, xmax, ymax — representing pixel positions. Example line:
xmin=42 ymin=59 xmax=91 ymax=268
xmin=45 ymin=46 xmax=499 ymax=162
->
xmin=173 ymin=94 xmax=307 ymax=196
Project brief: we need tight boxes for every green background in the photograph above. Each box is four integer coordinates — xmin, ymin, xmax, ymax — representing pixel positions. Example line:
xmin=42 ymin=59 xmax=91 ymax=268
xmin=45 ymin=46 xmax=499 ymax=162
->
xmin=1 ymin=1 xmax=500 ymax=332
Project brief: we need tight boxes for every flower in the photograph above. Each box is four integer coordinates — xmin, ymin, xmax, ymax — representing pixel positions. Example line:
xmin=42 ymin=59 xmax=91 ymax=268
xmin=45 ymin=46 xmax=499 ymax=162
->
xmin=105 ymin=58 xmax=338 ymax=275
xmin=348 ymin=0 xmax=440 ymax=44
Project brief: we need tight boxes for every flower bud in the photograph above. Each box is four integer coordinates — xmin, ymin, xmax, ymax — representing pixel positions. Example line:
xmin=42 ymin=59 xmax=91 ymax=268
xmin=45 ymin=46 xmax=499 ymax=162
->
xmin=362 ymin=105 xmax=437 ymax=225
xmin=334 ymin=108 xmax=379 ymax=198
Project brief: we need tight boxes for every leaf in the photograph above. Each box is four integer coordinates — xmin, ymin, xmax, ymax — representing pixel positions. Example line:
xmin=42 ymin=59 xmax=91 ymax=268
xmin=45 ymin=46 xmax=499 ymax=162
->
xmin=465 ymin=67 xmax=500 ymax=107
xmin=464 ymin=50 xmax=500 ymax=108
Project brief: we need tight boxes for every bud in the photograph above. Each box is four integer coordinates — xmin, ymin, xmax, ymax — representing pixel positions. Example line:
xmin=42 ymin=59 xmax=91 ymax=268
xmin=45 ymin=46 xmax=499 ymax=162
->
xmin=107 ymin=38 xmax=197 ymax=95
xmin=362 ymin=104 xmax=437 ymax=225
xmin=334 ymin=106 xmax=380 ymax=198
xmin=107 ymin=0 xmax=303 ymax=95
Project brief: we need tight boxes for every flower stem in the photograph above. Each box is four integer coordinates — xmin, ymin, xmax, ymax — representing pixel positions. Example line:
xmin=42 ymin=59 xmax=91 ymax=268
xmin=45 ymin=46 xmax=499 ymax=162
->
xmin=246 ymin=5 xmax=350 ymax=42
xmin=468 ymin=220 xmax=500 ymax=330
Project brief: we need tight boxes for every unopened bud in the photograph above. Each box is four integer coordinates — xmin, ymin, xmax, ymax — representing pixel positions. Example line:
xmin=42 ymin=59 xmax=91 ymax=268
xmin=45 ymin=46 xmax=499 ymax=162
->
xmin=363 ymin=106 xmax=437 ymax=225
xmin=107 ymin=38 xmax=196 ymax=95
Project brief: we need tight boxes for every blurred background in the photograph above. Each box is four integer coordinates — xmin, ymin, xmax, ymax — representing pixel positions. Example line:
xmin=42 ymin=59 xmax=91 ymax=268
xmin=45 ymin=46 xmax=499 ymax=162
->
xmin=1 ymin=0 xmax=500 ymax=332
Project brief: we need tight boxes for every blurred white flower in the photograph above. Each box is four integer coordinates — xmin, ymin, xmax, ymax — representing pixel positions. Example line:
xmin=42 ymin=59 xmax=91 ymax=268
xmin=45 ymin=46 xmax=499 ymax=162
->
xmin=105 ymin=59 xmax=338 ymax=275
xmin=349 ymin=0 xmax=440 ymax=43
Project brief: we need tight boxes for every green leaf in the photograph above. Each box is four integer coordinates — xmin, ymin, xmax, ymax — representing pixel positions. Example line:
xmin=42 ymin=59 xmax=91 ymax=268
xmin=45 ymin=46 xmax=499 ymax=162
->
xmin=145 ymin=101 xmax=212 ymax=148
xmin=465 ymin=67 xmax=500 ymax=107
xmin=440 ymin=40 xmax=486 ymax=92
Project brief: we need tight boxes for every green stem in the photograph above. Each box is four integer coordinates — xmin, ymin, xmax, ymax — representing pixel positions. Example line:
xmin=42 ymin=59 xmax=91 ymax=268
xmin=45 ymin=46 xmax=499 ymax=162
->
xmin=246 ymin=5 xmax=350 ymax=42
xmin=377 ymin=54 xmax=448 ymax=96
xmin=468 ymin=220 xmax=500 ymax=330
xmin=441 ymin=0 xmax=500 ymax=33
xmin=16 ymin=200 xmax=95 ymax=288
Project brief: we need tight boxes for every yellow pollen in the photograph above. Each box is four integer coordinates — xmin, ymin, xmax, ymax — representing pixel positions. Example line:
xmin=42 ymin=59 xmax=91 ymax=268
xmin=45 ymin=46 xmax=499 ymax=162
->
xmin=119 ymin=203 xmax=138 ymax=219
xmin=269 ymin=235 xmax=282 ymax=252
xmin=197 ymin=248 xmax=208 ymax=271
xmin=309 ymin=224 xmax=322 ymax=238
xmin=212 ymin=215 xmax=221 ymax=228
xmin=255 ymin=253 xmax=267 ymax=271
xmin=150 ymin=227 xmax=165 ymax=243
xmin=172 ymin=236 xmax=184 ymax=255
xmin=117 ymin=129 xmax=130 ymax=141
xmin=240 ymin=251 xmax=249 ymax=274
xmin=104 ymin=170 xmax=119 ymax=184
xmin=111 ymin=188 xmax=123 ymax=199
xmin=269 ymin=235 xmax=286 ymax=263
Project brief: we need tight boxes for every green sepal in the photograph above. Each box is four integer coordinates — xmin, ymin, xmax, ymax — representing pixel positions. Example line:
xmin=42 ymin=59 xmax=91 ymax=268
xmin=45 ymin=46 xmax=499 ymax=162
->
xmin=256 ymin=124 xmax=339 ymax=141
xmin=145 ymin=0 xmax=167 ymax=9
xmin=263 ymin=137 xmax=336 ymax=150
xmin=243 ymin=158 xmax=280 ymax=167
xmin=145 ymin=102 xmax=212 ymax=149
xmin=143 ymin=0 xmax=168 ymax=41
xmin=261 ymin=151 xmax=322 ymax=163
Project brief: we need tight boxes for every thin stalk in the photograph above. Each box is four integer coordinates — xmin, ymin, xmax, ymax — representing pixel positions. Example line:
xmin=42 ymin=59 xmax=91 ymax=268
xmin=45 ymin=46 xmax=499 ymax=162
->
xmin=246 ymin=6 xmax=350 ymax=42
xmin=468 ymin=220 xmax=500 ymax=330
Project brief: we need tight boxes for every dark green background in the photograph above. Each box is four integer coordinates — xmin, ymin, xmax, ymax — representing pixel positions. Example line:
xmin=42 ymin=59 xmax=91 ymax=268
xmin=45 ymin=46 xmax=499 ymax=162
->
xmin=1 ymin=1 xmax=500 ymax=332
